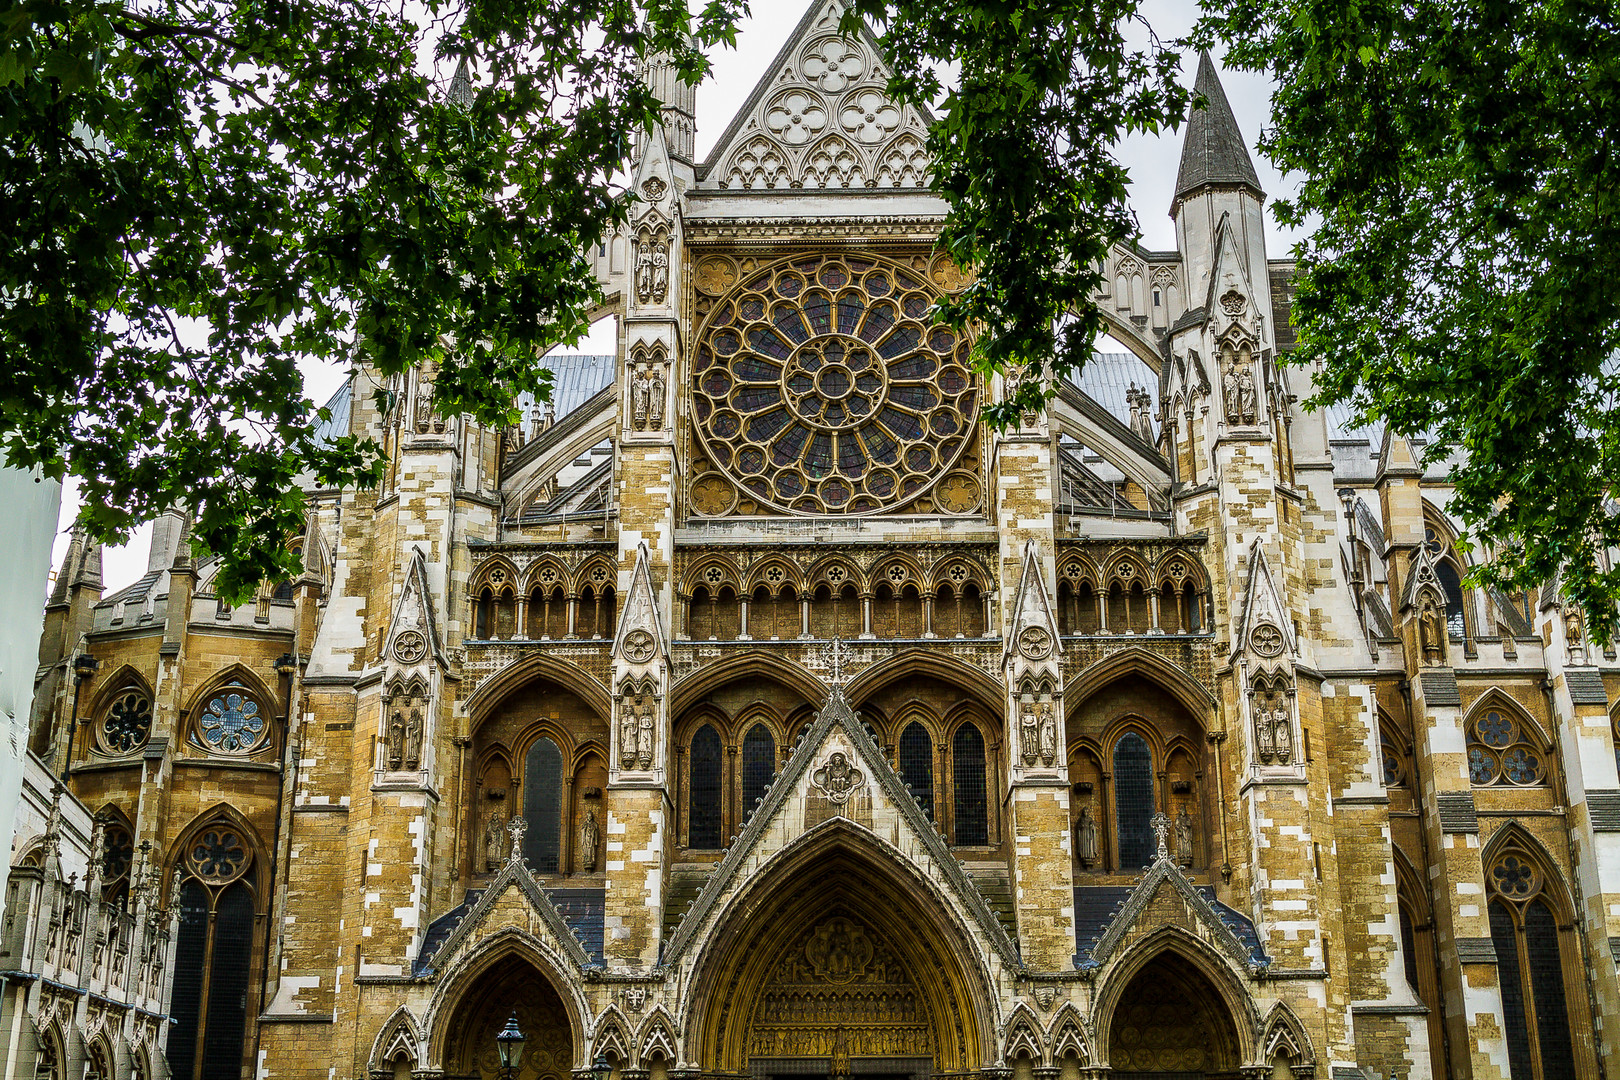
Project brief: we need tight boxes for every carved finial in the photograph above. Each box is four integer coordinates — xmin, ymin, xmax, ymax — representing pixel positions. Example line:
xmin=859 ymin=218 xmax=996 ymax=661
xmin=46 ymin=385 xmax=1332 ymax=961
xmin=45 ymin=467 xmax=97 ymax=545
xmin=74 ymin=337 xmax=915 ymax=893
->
xmin=1151 ymin=812 xmax=1171 ymax=861
xmin=507 ymin=815 xmax=528 ymax=865
xmin=820 ymin=637 xmax=852 ymax=687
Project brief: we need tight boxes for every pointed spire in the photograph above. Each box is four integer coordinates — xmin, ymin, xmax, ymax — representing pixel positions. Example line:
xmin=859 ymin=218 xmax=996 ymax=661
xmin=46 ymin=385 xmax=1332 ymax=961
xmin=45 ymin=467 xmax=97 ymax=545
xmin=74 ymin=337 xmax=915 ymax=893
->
xmin=1174 ymin=51 xmax=1262 ymax=204
xmin=447 ymin=57 xmax=473 ymax=109
xmin=49 ymin=524 xmax=103 ymax=606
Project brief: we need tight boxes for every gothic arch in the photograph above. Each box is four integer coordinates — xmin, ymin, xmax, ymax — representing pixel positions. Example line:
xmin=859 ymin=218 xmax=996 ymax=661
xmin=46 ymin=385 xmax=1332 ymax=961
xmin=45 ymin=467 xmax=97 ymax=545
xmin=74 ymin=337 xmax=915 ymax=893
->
xmin=181 ymin=663 xmax=281 ymax=726
xmin=1092 ymin=928 xmax=1259 ymax=1070
xmin=84 ymin=664 xmax=155 ymax=718
xmin=680 ymin=818 xmax=997 ymax=1072
xmin=1256 ymin=1001 xmax=1315 ymax=1073
xmin=1463 ymin=688 xmax=1555 ymax=751
xmin=465 ymin=655 xmax=613 ymax=727
xmin=591 ymin=1008 xmax=632 ymax=1065
xmin=167 ymin=802 xmax=271 ymax=899
xmin=1064 ymin=648 xmax=1216 ymax=722
xmin=635 ymin=1008 xmax=678 ymax=1068
xmin=1002 ymin=1003 xmax=1046 ymax=1065
xmin=423 ymin=927 xmax=589 ymax=1073
xmin=845 ymin=653 xmax=1004 ymax=716
xmin=668 ymin=653 xmax=824 ymax=716
xmin=1047 ymin=1003 xmax=1092 ymax=1066
xmin=366 ymin=1006 xmax=423 ymax=1076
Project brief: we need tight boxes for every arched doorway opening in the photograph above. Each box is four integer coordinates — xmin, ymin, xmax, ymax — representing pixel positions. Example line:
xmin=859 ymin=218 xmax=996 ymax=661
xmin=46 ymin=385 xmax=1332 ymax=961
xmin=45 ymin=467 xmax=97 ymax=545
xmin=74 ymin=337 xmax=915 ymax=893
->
xmin=439 ymin=953 xmax=577 ymax=1080
xmin=1105 ymin=950 xmax=1243 ymax=1078
xmin=686 ymin=825 xmax=992 ymax=1080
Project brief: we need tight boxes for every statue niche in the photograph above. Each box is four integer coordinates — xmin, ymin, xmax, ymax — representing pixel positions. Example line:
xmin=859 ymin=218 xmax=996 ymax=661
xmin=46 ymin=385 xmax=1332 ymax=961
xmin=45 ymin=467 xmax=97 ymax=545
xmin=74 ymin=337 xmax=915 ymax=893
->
xmin=746 ymin=913 xmax=933 ymax=1062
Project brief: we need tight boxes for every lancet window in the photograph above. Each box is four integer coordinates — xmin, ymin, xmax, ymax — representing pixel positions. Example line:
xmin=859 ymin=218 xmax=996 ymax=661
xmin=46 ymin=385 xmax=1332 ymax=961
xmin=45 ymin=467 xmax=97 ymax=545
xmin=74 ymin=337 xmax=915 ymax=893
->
xmin=951 ymin=723 xmax=988 ymax=846
xmin=689 ymin=725 xmax=724 ymax=849
xmin=1113 ymin=732 xmax=1156 ymax=868
xmin=1486 ymin=843 xmax=1581 ymax=1080
xmin=898 ymin=721 xmax=934 ymax=819
xmin=168 ymin=821 xmax=258 ymax=1080
xmin=522 ymin=736 xmax=564 ymax=872
xmin=680 ymin=714 xmax=785 ymax=849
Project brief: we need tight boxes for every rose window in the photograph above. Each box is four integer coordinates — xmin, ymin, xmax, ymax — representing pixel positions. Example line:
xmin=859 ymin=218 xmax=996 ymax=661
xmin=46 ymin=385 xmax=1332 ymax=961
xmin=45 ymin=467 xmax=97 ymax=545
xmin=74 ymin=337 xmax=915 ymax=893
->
xmin=100 ymin=690 xmax=152 ymax=754
xmin=691 ymin=253 xmax=979 ymax=516
xmin=199 ymin=687 xmax=266 ymax=753
xmin=1465 ymin=708 xmax=1546 ymax=787
xmin=187 ymin=827 xmax=250 ymax=882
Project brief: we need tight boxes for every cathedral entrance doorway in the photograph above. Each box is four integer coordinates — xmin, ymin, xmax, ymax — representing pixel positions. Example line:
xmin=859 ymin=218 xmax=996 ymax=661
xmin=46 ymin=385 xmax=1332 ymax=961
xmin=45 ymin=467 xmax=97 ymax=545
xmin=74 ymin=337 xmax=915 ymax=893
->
xmin=1104 ymin=950 xmax=1243 ymax=1079
xmin=439 ymin=953 xmax=576 ymax=1080
xmin=687 ymin=829 xmax=991 ymax=1079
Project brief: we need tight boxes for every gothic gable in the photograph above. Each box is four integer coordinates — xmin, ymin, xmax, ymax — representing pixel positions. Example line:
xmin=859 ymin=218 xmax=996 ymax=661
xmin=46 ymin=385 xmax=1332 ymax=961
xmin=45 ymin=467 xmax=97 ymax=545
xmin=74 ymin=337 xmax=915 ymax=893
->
xmin=384 ymin=547 xmax=446 ymax=672
xmin=1231 ymin=539 xmax=1296 ymax=664
xmin=700 ymin=0 xmax=932 ymax=191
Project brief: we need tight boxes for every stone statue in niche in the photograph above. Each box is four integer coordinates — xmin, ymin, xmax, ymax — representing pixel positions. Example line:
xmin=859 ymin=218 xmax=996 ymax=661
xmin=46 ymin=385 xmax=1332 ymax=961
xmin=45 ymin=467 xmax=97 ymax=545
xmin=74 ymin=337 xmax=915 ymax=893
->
xmin=1174 ymin=806 xmax=1193 ymax=867
xmin=1419 ymin=599 xmax=1445 ymax=663
xmin=1254 ymin=698 xmax=1275 ymax=762
xmin=1236 ymin=366 xmax=1258 ymax=424
xmin=1038 ymin=703 xmax=1058 ymax=767
xmin=1564 ymin=603 xmax=1586 ymax=664
xmin=1020 ymin=703 xmax=1039 ymax=766
xmin=386 ymin=710 xmax=405 ymax=770
xmin=404 ymin=709 xmax=423 ymax=771
xmin=648 ymin=364 xmax=666 ymax=428
xmin=484 ymin=811 xmax=505 ymax=871
xmin=619 ymin=703 xmax=640 ymax=769
xmin=577 ymin=808 xmax=599 ymax=873
xmin=637 ymin=702 xmax=655 ymax=769
xmin=1223 ymin=365 xmax=1241 ymax=425
xmin=1255 ymin=691 xmax=1294 ymax=766
xmin=1271 ymin=705 xmax=1294 ymax=764
xmin=631 ymin=366 xmax=650 ymax=430
xmin=1074 ymin=804 xmax=1098 ymax=868
xmin=635 ymin=240 xmax=670 ymax=304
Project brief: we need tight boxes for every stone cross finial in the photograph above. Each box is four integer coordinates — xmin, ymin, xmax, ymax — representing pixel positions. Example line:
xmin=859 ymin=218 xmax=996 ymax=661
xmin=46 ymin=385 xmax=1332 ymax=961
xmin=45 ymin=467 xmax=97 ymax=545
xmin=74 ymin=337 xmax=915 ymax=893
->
xmin=1151 ymin=812 xmax=1170 ymax=861
xmin=820 ymin=637 xmax=852 ymax=686
xmin=507 ymin=816 xmax=528 ymax=865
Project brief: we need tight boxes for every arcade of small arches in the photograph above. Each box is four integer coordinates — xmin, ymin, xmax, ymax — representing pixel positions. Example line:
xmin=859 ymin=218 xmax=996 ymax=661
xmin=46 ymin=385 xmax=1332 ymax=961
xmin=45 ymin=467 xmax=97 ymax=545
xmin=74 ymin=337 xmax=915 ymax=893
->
xmin=470 ymin=556 xmax=619 ymax=642
xmin=1054 ymin=551 xmax=1208 ymax=637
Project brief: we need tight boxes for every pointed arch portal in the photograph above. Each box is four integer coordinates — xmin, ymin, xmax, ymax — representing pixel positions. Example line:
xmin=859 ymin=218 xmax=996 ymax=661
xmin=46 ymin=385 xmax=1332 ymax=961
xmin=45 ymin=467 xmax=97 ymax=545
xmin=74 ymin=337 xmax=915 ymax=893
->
xmin=437 ymin=952 xmax=577 ymax=1080
xmin=686 ymin=828 xmax=992 ymax=1079
xmin=1103 ymin=948 xmax=1244 ymax=1077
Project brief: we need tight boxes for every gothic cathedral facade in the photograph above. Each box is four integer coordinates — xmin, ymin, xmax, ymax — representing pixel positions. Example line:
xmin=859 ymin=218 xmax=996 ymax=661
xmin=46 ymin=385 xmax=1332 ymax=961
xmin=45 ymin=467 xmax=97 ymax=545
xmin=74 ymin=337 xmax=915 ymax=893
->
xmin=19 ymin=6 xmax=1620 ymax=1080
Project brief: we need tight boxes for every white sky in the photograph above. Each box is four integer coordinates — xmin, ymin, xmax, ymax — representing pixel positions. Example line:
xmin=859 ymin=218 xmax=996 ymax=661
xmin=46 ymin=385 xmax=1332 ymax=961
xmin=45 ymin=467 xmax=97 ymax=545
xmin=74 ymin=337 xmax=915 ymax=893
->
xmin=56 ymin=0 xmax=1301 ymax=596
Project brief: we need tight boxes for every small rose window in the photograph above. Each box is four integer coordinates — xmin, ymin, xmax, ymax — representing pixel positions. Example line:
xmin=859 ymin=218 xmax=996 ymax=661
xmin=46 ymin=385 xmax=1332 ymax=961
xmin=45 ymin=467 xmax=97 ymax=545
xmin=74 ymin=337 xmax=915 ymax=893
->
xmin=198 ymin=685 xmax=267 ymax=754
xmin=187 ymin=827 xmax=251 ymax=883
xmin=99 ymin=689 xmax=152 ymax=755
xmin=1466 ymin=708 xmax=1547 ymax=787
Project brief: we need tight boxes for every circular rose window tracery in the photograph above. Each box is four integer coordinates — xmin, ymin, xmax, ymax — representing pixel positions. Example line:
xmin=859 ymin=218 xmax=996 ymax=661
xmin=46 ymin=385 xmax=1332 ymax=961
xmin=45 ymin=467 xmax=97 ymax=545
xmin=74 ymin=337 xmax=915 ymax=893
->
xmin=691 ymin=253 xmax=979 ymax=516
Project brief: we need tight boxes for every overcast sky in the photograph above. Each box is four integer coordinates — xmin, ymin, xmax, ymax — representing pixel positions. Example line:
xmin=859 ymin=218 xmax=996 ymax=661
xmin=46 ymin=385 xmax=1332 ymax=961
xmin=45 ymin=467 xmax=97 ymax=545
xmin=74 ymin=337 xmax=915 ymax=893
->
xmin=59 ymin=0 xmax=1301 ymax=595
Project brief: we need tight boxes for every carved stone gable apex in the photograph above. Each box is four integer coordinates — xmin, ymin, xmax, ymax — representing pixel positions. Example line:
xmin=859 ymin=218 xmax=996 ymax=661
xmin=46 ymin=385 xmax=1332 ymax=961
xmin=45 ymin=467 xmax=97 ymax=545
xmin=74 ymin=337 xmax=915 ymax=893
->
xmin=418 ymin=851 xmax=592 ymax=978
xmin=612 ymin=542 xmax=669 ymax=666
xmin=700 ymin=0 xmax=934 ymax=192
xmin=1398 ymin=541 xmax=1447 ymax=615
xmin=1203 ymin=212 xmax=1261 ymax=341
xmin=298 ymin=510 xmax=331 ymax=586
xmin=1231 ymin=539 xmax=1296 ymax=663
xmin=384 ymin=547 xmax=445 ymax=672
xmin=1004 ymin=542 xmax=1063 ymax=667
xmin=632 ymin=122 xmax=677 ymax=225
xmin=1083 ymin=852 xmax=1268 ymax=975
xmin=661 ymin=682 xmax=1019 ymax=969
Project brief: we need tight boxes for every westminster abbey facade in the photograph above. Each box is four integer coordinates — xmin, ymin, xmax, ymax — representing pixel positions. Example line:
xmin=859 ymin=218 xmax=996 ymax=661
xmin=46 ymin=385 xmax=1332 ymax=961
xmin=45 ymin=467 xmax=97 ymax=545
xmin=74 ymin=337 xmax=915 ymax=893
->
xmin=16 ymin=5 xmax=1620 ymax=1080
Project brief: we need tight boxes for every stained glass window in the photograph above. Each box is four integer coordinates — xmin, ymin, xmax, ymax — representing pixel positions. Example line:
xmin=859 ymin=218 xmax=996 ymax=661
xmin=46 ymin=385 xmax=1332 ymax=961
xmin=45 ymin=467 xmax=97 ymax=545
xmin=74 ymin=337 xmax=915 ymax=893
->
xmin=201 ymin=883 xmax=254 ymax=1080
xmin=1492 ymin=901 xmax=1535 ymax=1080
xmin=899 ymin=722 xmax=934 ymax=819
xmin=1467 ymin=709 xmax=1547 ymax=788
xmin=100 ymin=689 xmax=152 ymax=754
xmin=690 ymin=725 xmax=723 ymax=849
xmin=1398 ymin=905 xmax=1422 ymax=1001
xmin=198 ymin=686 xmax=265 ymax=754
xmin=1114 ymin=733 xmax=1156 ymax=869
xmin=741 ymin=724 xmax=776 ymax=825
xmin=952 ymin=724 xmax=987 ymax=846
xmin=522 ymin=737 xmax=563 ymax=873
xmin=1488 ymin=847 xmax=1581 ymax=1080
xmin=166 ymin=880 xmax=210 ymax=1080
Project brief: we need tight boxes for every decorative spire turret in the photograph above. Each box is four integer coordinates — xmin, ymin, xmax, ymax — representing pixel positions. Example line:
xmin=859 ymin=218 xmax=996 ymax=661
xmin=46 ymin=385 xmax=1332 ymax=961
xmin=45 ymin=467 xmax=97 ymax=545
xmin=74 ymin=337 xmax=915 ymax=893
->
xmin=1173 ymin=51 xmax=1263 ymax=207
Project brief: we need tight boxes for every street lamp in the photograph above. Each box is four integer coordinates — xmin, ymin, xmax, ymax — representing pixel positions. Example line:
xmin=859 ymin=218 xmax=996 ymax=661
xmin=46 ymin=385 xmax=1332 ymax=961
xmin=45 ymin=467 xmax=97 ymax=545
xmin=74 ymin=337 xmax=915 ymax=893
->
xmin=496 ymin=1015 xmax=525 ymax=1079
xmin=590 ymin=1055 xmax=612 ymax=1080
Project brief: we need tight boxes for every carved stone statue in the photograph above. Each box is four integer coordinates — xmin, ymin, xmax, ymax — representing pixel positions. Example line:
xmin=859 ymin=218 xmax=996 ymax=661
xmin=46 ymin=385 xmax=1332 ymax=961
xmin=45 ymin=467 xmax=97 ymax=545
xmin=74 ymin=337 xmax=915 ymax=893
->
xmin=1038 ymin=703 xmax=1058 ymax=767
xmin=1254 ymin=699 xmax=1275 ymax=763
xmin=631 ymin=367 xmax=650 ymax=429
xmin=1175 ymin=806 xmax=1193 ymax=867
xmin=1564 ymin=604 xmax=1586 ymax=664
xmin=648 ymin=365 xmax=666 ymax=429
xmin=619 ymin=704 xmax=639 ymax=769
xmin=484 ymin=812 xmax=504 ymax=871
xmin=1074 ymin=804 xmax=1098 ymax=869
xmin=386 ymin=711 xmax=405 ymax=770
xmin=414 ymin=383 xmax=433 ymax=433
xmin=1419 ymin=600 xmax=1445 ymax=663
xmin=577 ymin=808 xmax=599 ymax=873
xmin=1020 ymin=704 xmax=1039 ymax=766
xmin=1236 ymin=367 xmax=1258 ymax=424
xmin=635 ymin=248 xmax=655 ymax=303
xmin=1271 ymin=706 xmax=1294 ymax=765
xmin=1223 ymin=365 xmax=1241 ymax=425
xmin=404 ymin=709 xmax=423 ymax=771
xmin=637 ymin=703 xmax=655 ymax=769
xmin=635 ymin=242 xmax=670 ymax=305
xmin=651 ymin=248 xmax=669 ymax=303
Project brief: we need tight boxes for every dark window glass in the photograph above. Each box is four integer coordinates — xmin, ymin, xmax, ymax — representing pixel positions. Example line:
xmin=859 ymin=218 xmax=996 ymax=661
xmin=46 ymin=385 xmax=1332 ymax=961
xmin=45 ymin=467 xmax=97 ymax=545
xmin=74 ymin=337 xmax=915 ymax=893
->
xmin=201 ymin=883 xmax=253 ymax=1080
xmin=1398 ymin=904 xmax=1423 ymax=1002
xmin=741 ymin=725 xmax=776 ymax=824
xmin=166 ymin=881 xmax=210 ymax=1080
xmin=690 ymin=725 xmax=723 ymax=849
xmin=1491 ymin=901 xmax=1535 ymax=1080
xmin=899 ymin=723 xmax=934 ymax=819
xmin=522 ymin=737 xmax=563 ymax=873
xmin=1436 ymin=559 xmax=1467 ymax=637
xmin=952 ymin=724 xmax=988 ymax=846
xmin=1525 ymin=899 xmax=1577 ymax=1080
xmin=1114 ymin=733 xmax=1156 ymax=868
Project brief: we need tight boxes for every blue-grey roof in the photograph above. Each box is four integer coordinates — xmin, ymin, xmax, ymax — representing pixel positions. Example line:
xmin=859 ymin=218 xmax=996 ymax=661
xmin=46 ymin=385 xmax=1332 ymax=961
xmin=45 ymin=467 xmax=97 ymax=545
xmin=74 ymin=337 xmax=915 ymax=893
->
xmin=1069 ymin=351 xmax=1159 ymax=430
xmin=412 ymin=884 xmax=605 ymax=976
xmin=518 ymin=354 xmax=617 ymax=421
xmin=311 ymin=379 xmax=354 ymax=449
xmin=1072 ymin=884 xmax=1268 ymax=967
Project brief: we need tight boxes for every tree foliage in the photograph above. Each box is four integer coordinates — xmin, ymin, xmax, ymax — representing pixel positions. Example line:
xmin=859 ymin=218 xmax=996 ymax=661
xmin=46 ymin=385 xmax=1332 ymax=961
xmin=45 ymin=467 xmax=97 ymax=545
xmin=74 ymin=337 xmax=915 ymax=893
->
xmin=0 ymin=0 xmax=740 ymax=600
xmin=1203 ymin=0 xmax=1620 ymax=641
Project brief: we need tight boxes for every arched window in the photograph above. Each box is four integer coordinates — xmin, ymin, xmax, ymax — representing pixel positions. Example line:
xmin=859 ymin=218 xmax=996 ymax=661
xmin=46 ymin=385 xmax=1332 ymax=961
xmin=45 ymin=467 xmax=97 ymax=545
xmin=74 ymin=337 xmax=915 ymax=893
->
xmin=99 ymin=817 xmax=135 ymax=906
xmin=34 ymin=1029 xmax=60 ymax=1080
xmin=1113 ymin=732 xmax=1155 ymax=868
xmin=689 ymin=725 xmax=723 ymax=849
xmin=522 ymin=736 xmax=563 ymax=872
xmin=474 ymin=588 xmax=494 ymax=638
xmin=1487 ymin=847 xmax=1579 ymax=1080
xmin=898 ymin=722 xmax=934 ymax=819
xmin=98 ymin=685 xmax=152 ymax=755
xmin=740 ymin=724 xmax=776 ymax=824
xmin=1425 ymin=525 xmax=1468 ymax=637
xmin=193 ymin=682 xmax=269 ymax=755
xmin=1466 ymin=707 xmax=1549 ymax=787
xmin=952 ymin=723 xmax=988 ymax=845
xmin=168 ymin=826 xmax=256 ymax=1080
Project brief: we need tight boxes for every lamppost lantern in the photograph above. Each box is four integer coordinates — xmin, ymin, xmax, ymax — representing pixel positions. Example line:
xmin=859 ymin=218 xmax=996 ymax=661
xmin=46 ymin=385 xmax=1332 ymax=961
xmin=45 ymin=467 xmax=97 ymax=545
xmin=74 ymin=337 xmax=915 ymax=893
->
xmin=591 ymin=1053 xmax=613 ymax=1080
xmin=496 ymin=1015 xmax=525 ymax=1077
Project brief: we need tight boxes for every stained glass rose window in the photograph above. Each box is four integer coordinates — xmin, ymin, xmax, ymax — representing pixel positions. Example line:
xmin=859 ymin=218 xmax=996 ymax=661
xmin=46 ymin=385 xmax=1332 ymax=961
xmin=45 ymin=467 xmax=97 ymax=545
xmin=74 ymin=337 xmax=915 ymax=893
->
xmin=100 ymin=689 xmax=152 ymax=754
xmin=691 ymin=253 xmax=979 ymax=516
xmin=1465 ymin=708 xmax=1547 ymax=787
xmin=199 ymin=686 xmax=265 ymax=753
xmin=187 ymin=827 xmax=250 ymax=882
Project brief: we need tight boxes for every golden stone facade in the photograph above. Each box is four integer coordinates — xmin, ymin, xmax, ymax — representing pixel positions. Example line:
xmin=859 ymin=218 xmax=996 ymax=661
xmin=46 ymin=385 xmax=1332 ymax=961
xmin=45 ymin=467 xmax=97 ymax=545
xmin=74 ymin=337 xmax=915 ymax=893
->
xmin=18 ymin=11 xmax=1620 ymax=1080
